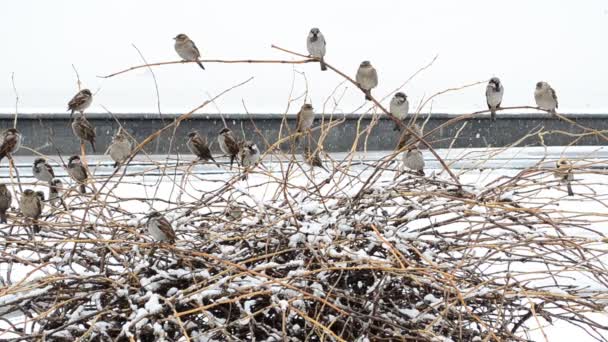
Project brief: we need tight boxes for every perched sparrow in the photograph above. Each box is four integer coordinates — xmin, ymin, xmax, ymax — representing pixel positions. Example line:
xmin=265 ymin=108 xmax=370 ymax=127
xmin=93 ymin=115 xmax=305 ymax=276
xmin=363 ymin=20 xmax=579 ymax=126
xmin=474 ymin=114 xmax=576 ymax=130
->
xmin=67 ymin=155 xmax=88 ymax=194
xmin=303 ymin=146 xmax=328 ymax=172
xmin=390 ymin=92 xmax=409 ymax=131
xmin=239 ymin=141 xmax=260 ymax=180
xmin=356 ymin=61 xmax=378 ymax=101
xmin=32 ymin=158 xmax=55 ymax=183
xmin=397 ymin=123 xmax=423 ymax=150
xmin=0 ymin=128 xmax=22 ymax=163
xmin=402 ymin=148 xmax=425 ymax=176
xmin=67 ymin=89 xmax=93 ymax=118
xmin=20 ymin=189 xmax=42 ymax=233
xmin=187 ymin=131 xmax=219 ymax=167
xmin=295 ymin=103 xmax=315 ymax=144
xmin=49 ymin=178 xmax=66 ymax=209
xmin=218 ymin=128 xmax=241 ymax=170
xmin=72 ymin=114 xmax=96 ymax=152
xmin=0 ymin=184 xmax=12 ymax=224
xmin=555 ymin=159 xmax=574 ymax=196
xmin=306 ymin=28 xmax=327 ymax=71
xmin=109 ymin=129 xmax=133 ymax=169
xmin=534 ymin=81 xmax=558 ymax=116
xmin=174 ymin=33 xmax=205 ymax=70
xmin=146 ymin=211 xmax=177 ymax=243
xmin=486 ymin=77 xmax=504 ymax=121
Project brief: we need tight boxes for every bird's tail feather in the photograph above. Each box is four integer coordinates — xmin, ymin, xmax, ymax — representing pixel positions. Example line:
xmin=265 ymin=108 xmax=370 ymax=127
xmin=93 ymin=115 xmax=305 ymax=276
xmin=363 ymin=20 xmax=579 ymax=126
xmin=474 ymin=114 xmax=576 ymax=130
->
xmin=365 ymin=90 xmax=372 ymax=101
xmin=197 ymin=61 xmax=205 ymax=70
xmin=91 ymin=140 xmax=96 ymax=152
xmin=490 ymin=110 xmax=496 ymax=122
xmin=80 ymin=184 xmax=86 ymax=194
xmin=320 ymin=58 xmax=327 ymax=71
xmin=0 ymin=211 xmax=6 ymax=224
xmin=113 ymin=161 xmax=119 ymax=169
xmin=567 ymin=182 xmax=574 ymax=196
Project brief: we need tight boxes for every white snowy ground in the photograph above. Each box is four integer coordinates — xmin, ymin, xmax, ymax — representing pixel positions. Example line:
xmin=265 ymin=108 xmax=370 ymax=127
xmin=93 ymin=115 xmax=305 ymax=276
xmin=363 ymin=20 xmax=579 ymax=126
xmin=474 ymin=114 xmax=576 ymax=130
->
xmin=1 ymin=146 xmax=607 ymax=340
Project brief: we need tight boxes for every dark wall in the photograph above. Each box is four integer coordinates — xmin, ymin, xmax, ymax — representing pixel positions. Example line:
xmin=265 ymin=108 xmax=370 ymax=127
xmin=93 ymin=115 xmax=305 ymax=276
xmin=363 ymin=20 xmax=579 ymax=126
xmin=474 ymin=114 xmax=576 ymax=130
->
xmin=3 ymin=113 xmax=608 ymax=155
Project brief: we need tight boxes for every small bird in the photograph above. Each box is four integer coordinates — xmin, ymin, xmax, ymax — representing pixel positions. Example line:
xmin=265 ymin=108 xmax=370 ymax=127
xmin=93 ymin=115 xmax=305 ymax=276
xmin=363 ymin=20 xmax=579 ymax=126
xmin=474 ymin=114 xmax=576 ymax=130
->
xmin=49 ymin=178 xmax=66 ymax=209
xmin=0 ymin=128 xmax=22 ymax=163
xmin=303 ymin=146 xmax=328 ymax=172
xmin=535 ymin=81 xmax=558 ymax=116
xmin=397 ymin=123 xmax=423 ymax=150
xmin=356 ymin=61 xmax=378 ymax=101
xmin=67 ymin=155 xmax=88 ymax=194
xmin=218 ymin=128 xmax=241 ymax=170
xmin=32 ymin=158 xmax=55 ymax=183
xmin=295 ymin=103 xmax=315 ymax=144
xmin=0 ymin=184 xmax=12 ymax=223
xmin=20 ymin=189 xmax=42 ymax=233
xmin=67 ymin=89 xmax=93 ymax=118
xmin=187 ymin=131 xmax=219 ymax=167
xmin=240 ymin=141 xmax=260 ymax=180
xmin=174 ymin=33 xmax=205 ymax=70
xmin=402 ymin=148 xmax=425 ymax=176
xmin=486 ymin=77 xmax=504 ymax=121
xmin=146 ymin=211 xmax=177 ymax=243
xmin=390 ymin=92 xmax=409 ymax=131
xmin=109 ymin=129 xmax=133 ymax=169
xmin=555 ymin=159 xmax=574 ymax=196
xmin=72 ymin=114 xmax=96 ymax=152
xmin=306 ymin=28 xmax=327 ymax=71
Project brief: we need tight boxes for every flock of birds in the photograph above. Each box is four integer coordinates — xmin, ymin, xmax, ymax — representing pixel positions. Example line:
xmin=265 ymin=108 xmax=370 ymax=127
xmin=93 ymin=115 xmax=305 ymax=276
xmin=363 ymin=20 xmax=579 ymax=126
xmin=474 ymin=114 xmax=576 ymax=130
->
xmin=0 ymin=28 xmax=566 ymax=243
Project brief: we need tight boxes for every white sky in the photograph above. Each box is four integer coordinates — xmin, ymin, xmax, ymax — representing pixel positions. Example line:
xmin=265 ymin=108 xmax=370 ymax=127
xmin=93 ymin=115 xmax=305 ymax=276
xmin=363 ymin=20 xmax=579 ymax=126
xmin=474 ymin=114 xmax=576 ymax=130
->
xmin=1 ymin=0 xmax=607 ymax=114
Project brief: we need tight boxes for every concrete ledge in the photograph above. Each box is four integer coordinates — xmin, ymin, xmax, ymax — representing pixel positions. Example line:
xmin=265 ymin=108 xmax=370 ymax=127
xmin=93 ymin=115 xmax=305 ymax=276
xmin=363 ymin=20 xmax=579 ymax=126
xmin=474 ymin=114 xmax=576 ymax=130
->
xmin=1 ymin=113 xmax=607 ymax=156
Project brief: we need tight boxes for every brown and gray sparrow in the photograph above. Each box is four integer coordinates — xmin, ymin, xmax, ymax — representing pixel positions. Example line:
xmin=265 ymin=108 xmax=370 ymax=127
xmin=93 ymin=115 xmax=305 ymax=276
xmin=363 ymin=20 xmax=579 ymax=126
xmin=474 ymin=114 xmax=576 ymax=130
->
xmin=20 ymin=189 xmax=42 ymax=233
xmin=146 ymin=211 xmax=177 ymax=243
xmin=49 ymin=178 xmax=66 ymax=209
xmin=68 ymin=89 xmax=93 ymax=118
xmin=402 ymin=148 xmax=425 ymax=176
xmin=187 ymin=131 xmax=219 ymax=167
xmin=32 ymin=158 xmax=55 ymax=183
xmin=555 ymin=159 xmax=574 ymax=196
xmin=535 ymin=81 xmax=558 ymax=116
xmin=109 ymin=129 xmax=133 ymax=169
xmin=239 ymin=141 xmax=260 ymax=180
xmin=0 ymin=128 xmax=22 ymax=163
xmin=397 ymin=123 xmax=423 ymax=150
xmin=390 ymin=92 xmax=409 ymax=131
xmin=67 ymin=155 xmax=88 ymax=194
xmin=304 ymin=146 xmax=328 ymax=172
xmin=356 ymin=61 xmax=378 ymax=101
xmin=306 ymin=28 xmax=327 ymax=71
xmin=0 ymin=184 xmax=12 ymax=224
xmin=295 ymin=103 xmax=315 ymax=144
xmin=486 ymin=77 xmax=504 ymax=121
xmin=72 ymin=114 xmax=96 ymax=152
xmin=174 ymin=33 xmax=205 ymax=70
xmin=218 ymin=128 xmax=241 ymax=170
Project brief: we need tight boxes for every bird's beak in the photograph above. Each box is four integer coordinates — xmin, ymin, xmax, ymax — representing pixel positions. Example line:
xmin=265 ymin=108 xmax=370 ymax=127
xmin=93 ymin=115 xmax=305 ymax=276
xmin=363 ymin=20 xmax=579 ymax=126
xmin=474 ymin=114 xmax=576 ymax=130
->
xmin=173 ymin=36 xmax=177 ymax=40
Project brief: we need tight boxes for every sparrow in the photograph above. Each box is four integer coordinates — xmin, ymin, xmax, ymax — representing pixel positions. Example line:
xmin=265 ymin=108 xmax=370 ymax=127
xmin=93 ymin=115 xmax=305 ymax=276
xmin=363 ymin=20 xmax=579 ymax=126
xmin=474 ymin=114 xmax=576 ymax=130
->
xmin=72 ymin=114 xmax=96 ymax=152
xmin=67 ymin=89 xmax=93 ymax=118
xmin=67 ymin=155 xmax=88 ymax=194
xmin=486 ymin=77 xmax=504 ymax=121
xmin=534 ymin=81 xmax=558 ymax=116
xmin=218 ymin=128 xmax=241 ymax=170
xmin=295 ymin=103 xmax=315 ymax=144
xmin=356 ymin=61 xmax=378 ymax=101
xmin=49 ymin=178 xmax=66 ymax=209
xmin=306 ymin=28 xmax=327 ymax=71
xmin=187 ymin=131 xmax=219 ymax=167
xmin=402 ymin=148 xmax=425 ymax=176
xmin=20 ymin=189 xmax=42 ymax=233
xmin=0 ymin=128 xmax=22 ymax=163
xmin=304 ymin=146 xmax=328 ymax=172
xmin=0 ymin=184 xmax=12 ymax=224
xmin=239 ymin=141 xmax=260 ymax=180
xmin=109 ymin=129 xmax=133 ymax=169
xmin=174 ymin=33 xmax=205 ymax=70
xmin=397 ymin=123 xmax=423 ymax=150
xmin=32 ymin=158 xmax=55 ymax=183
xmin=555 ymin=159 xmax=574 ymax=196
xmin=390 ymin=92 xmax=409 ymax=131
xmin=146 ymin=211 xmax=177 ymax=243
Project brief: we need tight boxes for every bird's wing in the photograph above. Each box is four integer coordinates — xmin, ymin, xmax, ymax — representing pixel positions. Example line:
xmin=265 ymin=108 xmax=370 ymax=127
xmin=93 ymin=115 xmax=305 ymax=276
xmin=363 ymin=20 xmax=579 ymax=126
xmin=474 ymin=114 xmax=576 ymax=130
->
xmin=68 ymin=91 xmax=88 ymax=110
xmin=295 ymin=110 xmax=302 ymax=132
xmin=46 ymin=164 xmax=55 ymax=178
xmin=191 ymin=136 xmax=207 ymax=154
xmin=81 ymin=120 xmax=96 ymax=139
xmin=550 ymin=87 xmax=558 ymax=108
xmin=226 ymin=135 xmax=241 ymax=155
xmin=158 ymin=216 xmax=177 ymax=241
xmin=0 ymin=136 xmax=16 ymax=156
xmin=190 ymin=40 xmax=201 ymax=57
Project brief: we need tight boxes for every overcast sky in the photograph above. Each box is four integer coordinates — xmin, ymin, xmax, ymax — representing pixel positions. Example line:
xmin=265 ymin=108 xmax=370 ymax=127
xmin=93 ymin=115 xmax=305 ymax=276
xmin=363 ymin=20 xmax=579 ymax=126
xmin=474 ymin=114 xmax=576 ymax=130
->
xmin=1 ymin=0 xmax=607 ymax=114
